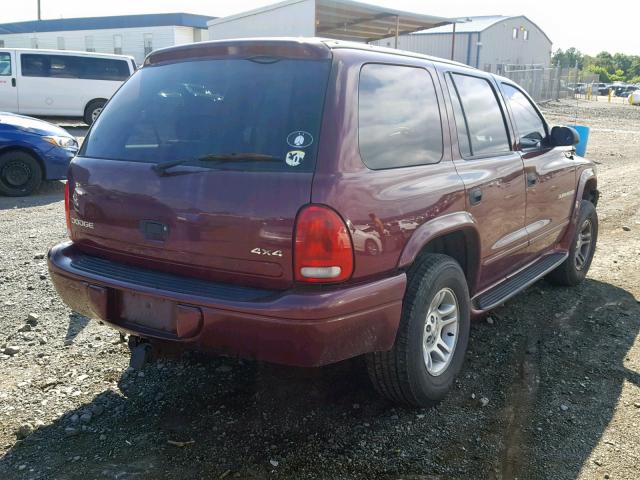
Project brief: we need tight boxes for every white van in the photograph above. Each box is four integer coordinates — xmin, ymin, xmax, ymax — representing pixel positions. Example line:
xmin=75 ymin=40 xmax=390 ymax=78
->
xmin=0 ymin=48 xmax=136 ymax=125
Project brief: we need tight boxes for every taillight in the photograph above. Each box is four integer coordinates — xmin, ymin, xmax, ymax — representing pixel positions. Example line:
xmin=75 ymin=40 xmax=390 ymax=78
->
xmin=64 ymin=181 xmax=72 ymax=239
xmin=294 ymin=205 xmax=354 ymax=283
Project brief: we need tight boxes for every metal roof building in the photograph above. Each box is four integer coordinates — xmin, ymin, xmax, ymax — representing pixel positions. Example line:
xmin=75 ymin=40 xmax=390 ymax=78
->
xmin=371 ymin=15 xmax=553 ymax=73
xmin=207 ymin=0 xmax=452 ymax=45
xmin=0 ymin=13 xmax=215 ymax=64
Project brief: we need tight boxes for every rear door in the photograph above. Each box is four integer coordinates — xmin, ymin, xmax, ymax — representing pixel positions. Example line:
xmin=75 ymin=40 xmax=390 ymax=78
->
xmin=499 ymin=82 xmax=576 ymax=258
xmin=0 ymin=51 xmax=18 ymax=112
xmin=70 ymin=53 xmax=332 ymax=290
xmin=443 ymin=70 xmax=528 ymax=291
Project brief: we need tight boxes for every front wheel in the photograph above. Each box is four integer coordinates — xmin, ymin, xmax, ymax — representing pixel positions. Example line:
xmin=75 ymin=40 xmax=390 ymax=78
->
xmin=547 ymin=200 xmax=598 ymax=286
xmin=0 ymin=151 xmax=42 ymax=196
xmin=366 ymin=254 xmax=470 ymax=407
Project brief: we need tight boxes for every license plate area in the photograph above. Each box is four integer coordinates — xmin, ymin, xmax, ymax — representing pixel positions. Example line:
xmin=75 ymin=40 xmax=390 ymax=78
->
xmin=119 ymin=291 xmax=176 ymax=334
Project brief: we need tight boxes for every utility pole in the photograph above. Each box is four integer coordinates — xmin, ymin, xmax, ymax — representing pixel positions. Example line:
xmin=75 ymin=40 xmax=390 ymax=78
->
xmin=37 ymin=0 xmax=41 ymax=20
xmin=450 ymin=21 xmax=456 ymax=60
xmin=450 ymin=18 xmax=471 ymax=61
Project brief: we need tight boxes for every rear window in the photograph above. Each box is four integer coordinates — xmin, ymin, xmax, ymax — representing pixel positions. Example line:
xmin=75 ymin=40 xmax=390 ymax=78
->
xmin=81 ymin=58 xmax=331 ymax=173
xmin=20 ymin=54 xmax=130 ymax=81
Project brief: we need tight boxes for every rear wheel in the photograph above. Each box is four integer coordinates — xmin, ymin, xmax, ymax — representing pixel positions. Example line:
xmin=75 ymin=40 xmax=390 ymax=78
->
xmin=84 ymin=99 xmax=106 ymax=125
xmin=365 ymin=254 xmax=470 ymax=407
xmin=0 ymin=150 xmax=42 ymax=196
xmin=547 ymin=200 xmax=598 ymax=286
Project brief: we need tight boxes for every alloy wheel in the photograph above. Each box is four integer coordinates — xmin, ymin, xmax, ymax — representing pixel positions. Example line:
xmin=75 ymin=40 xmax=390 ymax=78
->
xmin=574 ymin=219 xmax=593 ymax=270
xmin=422 ymin=287 xmax=459 ymax=376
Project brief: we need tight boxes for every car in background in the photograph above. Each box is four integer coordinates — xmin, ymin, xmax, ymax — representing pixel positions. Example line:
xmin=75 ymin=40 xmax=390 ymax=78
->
xmin=0 ymin=112 xmax=77 ymax=196
xmin=0 ymin=48 xmax=136 ymax=125
xmin=613 ymin=84 xmax=637 ymax=97
xmin=567 ymin=82 xmax=586 ymax=94
xmin=348 ymin=222 xmax=383 ymax=256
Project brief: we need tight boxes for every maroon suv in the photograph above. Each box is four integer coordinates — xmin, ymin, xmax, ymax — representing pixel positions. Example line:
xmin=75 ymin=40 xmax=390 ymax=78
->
xmin=48 ymin=39 xmax=598 ymax=407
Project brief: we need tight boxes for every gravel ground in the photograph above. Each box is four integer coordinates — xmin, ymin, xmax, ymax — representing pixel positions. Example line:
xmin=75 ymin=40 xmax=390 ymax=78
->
xmin=1 ymin=100 xmax=639 ymax=479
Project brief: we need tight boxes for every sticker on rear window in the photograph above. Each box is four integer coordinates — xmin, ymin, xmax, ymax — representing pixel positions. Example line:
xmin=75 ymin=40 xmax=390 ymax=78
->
xmin=285 ymin=150 xmax=305 ymax=167
xmin=287 ymin=131 xmax=313 ymax=148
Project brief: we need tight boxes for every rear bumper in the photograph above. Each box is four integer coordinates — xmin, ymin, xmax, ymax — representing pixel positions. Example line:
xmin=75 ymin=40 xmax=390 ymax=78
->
xmin=48 ymin=242 xmax=406 ymax=367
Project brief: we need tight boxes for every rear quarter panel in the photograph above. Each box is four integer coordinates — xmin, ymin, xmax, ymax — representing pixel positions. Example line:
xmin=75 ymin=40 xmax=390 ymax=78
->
xmin=312 ymin=49 xmax=466 ymax=281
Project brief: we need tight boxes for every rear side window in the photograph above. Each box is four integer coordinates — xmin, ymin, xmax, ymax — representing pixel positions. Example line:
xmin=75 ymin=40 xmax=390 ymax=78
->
xmin=502 ymin=83 xmax=547 ymax=149
xmin=448 ymin=73 xmax=510 ymax=158
xmin=20 ymin=54 xmax=130 ymax=81
xmin=358 ymin=64 xmax=443 ymax=169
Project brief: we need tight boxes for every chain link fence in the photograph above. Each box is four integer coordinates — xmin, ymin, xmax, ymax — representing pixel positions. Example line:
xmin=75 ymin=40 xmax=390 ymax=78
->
xmin=500 ymin=65 xmax=599 ymax=103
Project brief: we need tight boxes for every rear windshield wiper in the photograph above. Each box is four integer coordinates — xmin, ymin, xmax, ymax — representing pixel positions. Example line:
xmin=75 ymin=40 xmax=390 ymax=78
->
xmin=151 ymin=152 xmax=280 ymax=175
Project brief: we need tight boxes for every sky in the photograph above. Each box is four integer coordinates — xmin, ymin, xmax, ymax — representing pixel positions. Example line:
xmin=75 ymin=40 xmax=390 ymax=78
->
xmin=4 ymin=0 xmax=639 ymax=56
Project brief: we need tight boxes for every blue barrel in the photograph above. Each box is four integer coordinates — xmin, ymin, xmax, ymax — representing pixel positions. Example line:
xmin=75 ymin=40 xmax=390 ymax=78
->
xmin=568 ymin=124 xmax=590 ymax=157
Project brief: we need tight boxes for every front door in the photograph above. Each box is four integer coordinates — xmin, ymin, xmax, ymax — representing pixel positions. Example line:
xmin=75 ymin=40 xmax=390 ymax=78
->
xmin=0 ymin=51 xmax=18 ymax=112
xmin=443 ymin=71 xmax=528 ymax=291
xmin=499 ymin=83 xmax=576 ymax=258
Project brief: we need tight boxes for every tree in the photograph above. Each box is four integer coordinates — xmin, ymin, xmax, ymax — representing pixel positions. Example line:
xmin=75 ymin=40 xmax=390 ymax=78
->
xmin=552 ymin=47 xmax=584 ymax=69
xmin=609 ymin=69 xmax=626 ymax=82
xmin=586 ymin=64 xmax=610 ymax=82
xmin=613 ymin=53 xmax=632 ymax=75
xmin=594 ymin=51 xmax=615 ymax=72
xmin=556 ymin=48 xmax=640 ymax=83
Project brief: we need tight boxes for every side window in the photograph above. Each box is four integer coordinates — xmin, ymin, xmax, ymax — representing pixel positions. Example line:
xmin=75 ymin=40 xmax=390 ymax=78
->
xmin=449 ymin=73 xmax=511 ymax=157
xmin=80 ymin=58 xmax=130 ymax=81
xmin=359 ymin=63 xmax=443 ymax=169
xmin=21 ymin=54 xmax=129 ymax=81
xmin=0 ymin=53 xmax=11 ymax=76
xmin=49 ymin=55 xmax=80 ymax=78
xmin=21 ymin=54 xmax=50 ymax=77
xmin=502 ymin=83 xmax=547 ymax=149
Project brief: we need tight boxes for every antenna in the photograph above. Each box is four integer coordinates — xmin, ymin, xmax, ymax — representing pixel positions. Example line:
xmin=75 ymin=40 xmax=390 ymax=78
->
xmin=37 ymin=0 xmax=41 ymax=20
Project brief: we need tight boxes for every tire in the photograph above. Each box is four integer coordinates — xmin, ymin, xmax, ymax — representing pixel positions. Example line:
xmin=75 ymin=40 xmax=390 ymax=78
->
xmin=365 ymin=254 xmax=470 ymax=407
xmin=547 ymin=200 xmax=598 ymax=286
xmin=0 ymin=150 xmax=42 ymax=196
xmin=83 ymin=99 xmax=106 ymax=125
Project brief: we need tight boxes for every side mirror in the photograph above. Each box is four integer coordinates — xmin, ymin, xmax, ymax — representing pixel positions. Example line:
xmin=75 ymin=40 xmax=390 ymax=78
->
xmin=550 ymin=126 xmax=580 ymax=147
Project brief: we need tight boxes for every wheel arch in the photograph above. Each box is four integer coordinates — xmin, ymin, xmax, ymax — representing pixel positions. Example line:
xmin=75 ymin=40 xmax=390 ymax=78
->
xmin=581 ymin=177 xmax=598 ymax=206
xmin=398 ymin=212 xmax=482 ymax=295
xmin=0 ymin=145 xmax=46 ymax=179
xmin=558 ymin=168 xmax=598 ymax=249
xmin=84 ymin=97 xmax=108 ymax=114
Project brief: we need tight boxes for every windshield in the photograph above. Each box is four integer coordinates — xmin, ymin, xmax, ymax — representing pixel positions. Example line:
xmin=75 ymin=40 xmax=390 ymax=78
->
xmin=81 ymin=57 xmax=331 ymax=172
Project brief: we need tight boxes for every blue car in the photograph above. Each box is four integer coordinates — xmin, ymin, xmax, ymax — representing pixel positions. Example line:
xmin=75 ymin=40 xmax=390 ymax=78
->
xmin=0 ymin=112 xmax=78 ymax=196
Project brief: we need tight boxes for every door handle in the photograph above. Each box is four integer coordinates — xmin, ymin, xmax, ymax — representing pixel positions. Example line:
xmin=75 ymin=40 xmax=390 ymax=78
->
xmin=527 ymin=173 xmax=538 ymax=187
xmin=11 ymin=78 xmax=15 ymax=87
xmin=469 ymin=187 xmax=482 ymax=206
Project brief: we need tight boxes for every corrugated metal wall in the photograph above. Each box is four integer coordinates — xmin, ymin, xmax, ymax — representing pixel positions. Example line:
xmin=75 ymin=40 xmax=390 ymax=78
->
xmin=372 ymin=16 xmax=551 ymax=73
xmin=372 ymin=33 xmax=475 ymax=65
xmin=0 ymin=26 xmax=208 ymax=64
xmin=208 ymin=0 xmax=315 ymax=40
xmin=479 ymin=17 xmax=551 ymax=72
